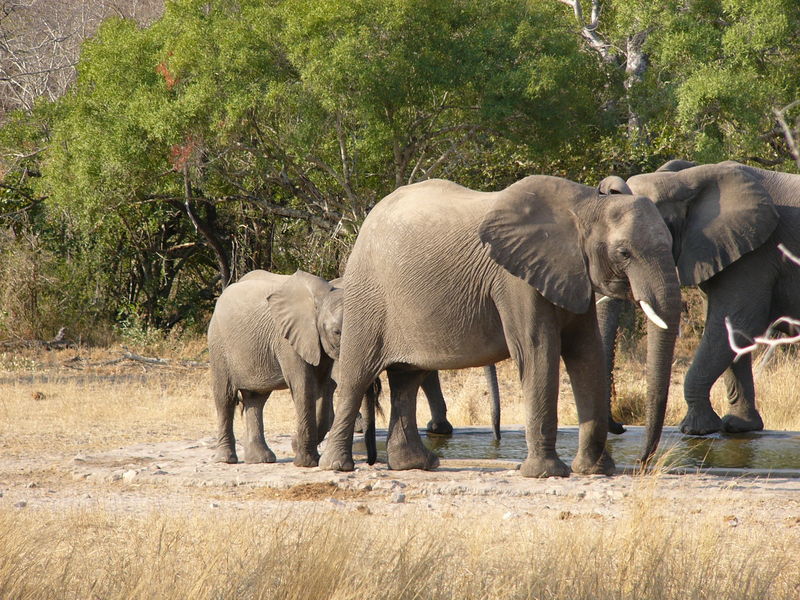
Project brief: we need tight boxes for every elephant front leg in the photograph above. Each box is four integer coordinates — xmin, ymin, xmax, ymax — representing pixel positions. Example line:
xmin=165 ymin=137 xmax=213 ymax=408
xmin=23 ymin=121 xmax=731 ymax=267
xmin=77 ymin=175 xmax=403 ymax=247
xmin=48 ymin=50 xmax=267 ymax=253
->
xmin=240 ymin=391 xmax=277 ymax=464
xmin=561 ymin=318 xmax=615 ymax=476
xmin=288 ymin=376 xmax=322 ymax=468
xmin=720 ymin=360 xmax=764 ymax=433
xmin=681 ymin=333 xmax=740 ymax=435
xmin=518 ymin=337 xmax=570 ymax=478
xmin=318 ymin=379 xmax=368 ymax=472
xmin=386 ymin=370 xmax=440 ymax=471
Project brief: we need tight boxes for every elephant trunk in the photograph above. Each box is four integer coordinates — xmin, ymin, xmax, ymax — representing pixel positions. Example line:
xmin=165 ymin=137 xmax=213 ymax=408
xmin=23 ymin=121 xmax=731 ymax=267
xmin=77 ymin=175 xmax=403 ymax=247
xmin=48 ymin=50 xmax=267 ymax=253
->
xmin=628 ymin=262 xmax=681 ymax=464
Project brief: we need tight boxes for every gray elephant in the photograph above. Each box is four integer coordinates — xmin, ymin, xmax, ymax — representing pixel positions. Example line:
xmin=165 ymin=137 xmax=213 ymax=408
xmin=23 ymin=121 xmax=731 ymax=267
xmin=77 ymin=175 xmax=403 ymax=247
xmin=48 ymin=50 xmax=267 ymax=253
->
xmin=319 ymin=175 xmax=681 ymax=477
xmin=334 ymin=274 xmax=502 ymax=440
xmin=599 ymin=160 xmax=800 ymax=436
xmin=207 ymin=269 xmax=353 ymax=466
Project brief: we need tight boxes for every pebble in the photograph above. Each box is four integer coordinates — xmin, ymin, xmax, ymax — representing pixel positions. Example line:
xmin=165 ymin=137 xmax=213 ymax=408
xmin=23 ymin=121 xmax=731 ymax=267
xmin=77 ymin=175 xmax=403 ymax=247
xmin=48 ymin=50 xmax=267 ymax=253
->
xmin=26 ymin=482 xmax=38 ymax=489
xmin=502 ymin=511 xmax=519 ymax=520
xmin=122 ymin=470 xmax=138 ymax=482
xmin=209 ymin=502 xmax=220 ymax=508
xmin=14 ymin=501 xmax=27 ymax=508
xmin=391 ymin=492 xmax=406 ymax=504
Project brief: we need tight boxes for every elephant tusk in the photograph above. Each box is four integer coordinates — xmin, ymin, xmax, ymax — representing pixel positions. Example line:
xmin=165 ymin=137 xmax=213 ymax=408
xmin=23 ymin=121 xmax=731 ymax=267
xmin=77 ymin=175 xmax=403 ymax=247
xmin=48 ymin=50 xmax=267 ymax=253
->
xmin=596 ymin=295 xmax=611 ymax=305
xmin=639 ymin=301 xmax=668 ymax=330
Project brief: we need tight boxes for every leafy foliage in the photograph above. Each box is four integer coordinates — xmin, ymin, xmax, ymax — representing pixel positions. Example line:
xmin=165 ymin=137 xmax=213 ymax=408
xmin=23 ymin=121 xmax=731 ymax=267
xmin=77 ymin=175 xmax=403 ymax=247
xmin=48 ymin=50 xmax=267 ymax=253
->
xmin=1 ymin=0 xmax=800 ymax=340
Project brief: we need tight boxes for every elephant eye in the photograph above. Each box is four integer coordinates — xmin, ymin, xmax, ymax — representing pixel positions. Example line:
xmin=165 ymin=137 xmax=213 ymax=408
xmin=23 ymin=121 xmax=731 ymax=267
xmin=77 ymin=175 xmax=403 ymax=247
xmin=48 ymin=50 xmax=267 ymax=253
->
xmin=617 ymin=247 xmax=632 ymax=260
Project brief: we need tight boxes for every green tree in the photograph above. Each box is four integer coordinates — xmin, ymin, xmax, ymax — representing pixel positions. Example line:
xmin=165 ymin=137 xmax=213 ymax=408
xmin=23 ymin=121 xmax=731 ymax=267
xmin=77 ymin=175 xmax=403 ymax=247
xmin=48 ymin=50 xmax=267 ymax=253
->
xmin=31 ymin=0 xmax=609 ymax=332
xmin=558 ymin=0 xmax=800 ymax=173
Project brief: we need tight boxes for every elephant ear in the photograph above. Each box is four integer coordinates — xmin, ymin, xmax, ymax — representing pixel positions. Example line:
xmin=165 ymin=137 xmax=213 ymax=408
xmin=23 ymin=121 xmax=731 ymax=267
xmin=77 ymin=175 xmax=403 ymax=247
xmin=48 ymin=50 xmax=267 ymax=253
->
xmin=598 ymin=175 xmax=631 ymax=195
xmin=479 ymin=178 xmax=592 ymax=314
xmin=675 ymin=163 xmax=779 ymax=285
xmin=267 ymin=270 xmax=333 ymax=366
xmin=656 ymin=159 xmax=697 ymax=172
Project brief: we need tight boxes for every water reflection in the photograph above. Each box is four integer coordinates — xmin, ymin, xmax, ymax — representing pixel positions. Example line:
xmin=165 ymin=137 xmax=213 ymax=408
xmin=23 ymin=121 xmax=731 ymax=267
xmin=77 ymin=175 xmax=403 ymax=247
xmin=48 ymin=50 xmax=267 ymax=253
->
xmin=354 ymin=427 xmax=800 ymax=471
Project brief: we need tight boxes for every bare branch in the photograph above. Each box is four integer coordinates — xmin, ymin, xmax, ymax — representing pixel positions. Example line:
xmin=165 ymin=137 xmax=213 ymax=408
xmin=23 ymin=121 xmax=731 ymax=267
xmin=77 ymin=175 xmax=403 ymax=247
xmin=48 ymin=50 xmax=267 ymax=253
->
xmin=773 ymin=101 xmax=800 ymax=169
xmin=556 ymin=0 xmax=614 ymax=62
xmin=778 ymin=243 xmax=800 ymax=266
xmin=726 ymin=316 xmax=800 ymax=362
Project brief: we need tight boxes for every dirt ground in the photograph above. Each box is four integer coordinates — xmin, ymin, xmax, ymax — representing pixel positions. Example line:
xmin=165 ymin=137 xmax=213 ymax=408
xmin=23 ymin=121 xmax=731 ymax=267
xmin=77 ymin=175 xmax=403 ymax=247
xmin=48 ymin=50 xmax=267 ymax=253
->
xmin=3 ymin=430 xmax=800 ymax=532
xmin=2 ymin=347 xmax=800 ymax=534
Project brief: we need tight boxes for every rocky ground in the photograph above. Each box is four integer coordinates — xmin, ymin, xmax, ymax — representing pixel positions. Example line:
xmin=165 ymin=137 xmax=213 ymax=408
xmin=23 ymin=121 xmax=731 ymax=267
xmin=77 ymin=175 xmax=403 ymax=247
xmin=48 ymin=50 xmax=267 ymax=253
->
xmin=3 ymin=431 xmax=800 ymax=531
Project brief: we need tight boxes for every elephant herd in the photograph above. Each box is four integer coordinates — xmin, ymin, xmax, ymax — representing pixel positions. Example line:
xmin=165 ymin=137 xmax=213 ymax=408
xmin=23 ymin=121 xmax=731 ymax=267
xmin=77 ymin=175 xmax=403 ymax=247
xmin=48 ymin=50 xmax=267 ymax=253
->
xmin=207 ymin=160 xmax=800 ymax=478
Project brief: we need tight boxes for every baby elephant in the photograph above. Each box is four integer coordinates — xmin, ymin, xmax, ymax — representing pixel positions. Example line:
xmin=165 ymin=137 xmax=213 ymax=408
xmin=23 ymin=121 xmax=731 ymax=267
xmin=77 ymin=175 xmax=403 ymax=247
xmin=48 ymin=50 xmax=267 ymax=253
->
xmin=207 ymin=269 xmax=345 ymax=467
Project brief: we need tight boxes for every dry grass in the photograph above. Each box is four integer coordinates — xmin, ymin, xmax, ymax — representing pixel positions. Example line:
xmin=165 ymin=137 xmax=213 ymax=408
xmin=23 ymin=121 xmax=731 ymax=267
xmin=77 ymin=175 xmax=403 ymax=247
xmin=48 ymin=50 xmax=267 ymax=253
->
xmin=2 ymin=343 xmax=800 ymax=599
xmin=1 ymin=482 xmax=798 ymax=600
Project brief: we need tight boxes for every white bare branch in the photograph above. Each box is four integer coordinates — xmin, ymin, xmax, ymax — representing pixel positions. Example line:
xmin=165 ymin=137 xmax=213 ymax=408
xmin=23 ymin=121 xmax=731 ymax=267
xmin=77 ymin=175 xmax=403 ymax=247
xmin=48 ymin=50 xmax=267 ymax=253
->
xmin=557 ymin=0 xmax=613 ymax=62
xmin=726 ymin=316 xmax=800 ymax=363
xmin=778 ymin=243 xmax=800 ymax=266
xmin=725 ymin=244 xmax=800 ymax=362
xmin=773 ymin=101 xmax=800 ymax=170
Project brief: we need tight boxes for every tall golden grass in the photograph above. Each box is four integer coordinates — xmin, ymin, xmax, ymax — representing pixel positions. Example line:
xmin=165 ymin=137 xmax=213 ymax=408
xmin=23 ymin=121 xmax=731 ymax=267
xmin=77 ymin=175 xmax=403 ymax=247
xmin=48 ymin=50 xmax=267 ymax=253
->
xmin=1 ymin=482 xmax=798 ymax=600
xmin=1 ymin=344 xmax=800 ymax=599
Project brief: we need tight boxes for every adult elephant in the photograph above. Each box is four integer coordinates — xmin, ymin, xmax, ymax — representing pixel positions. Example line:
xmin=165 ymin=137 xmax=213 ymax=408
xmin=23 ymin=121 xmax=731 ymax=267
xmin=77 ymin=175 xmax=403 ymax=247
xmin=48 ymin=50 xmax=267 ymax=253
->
xmin=320 ymin=175 xmax=681 ymax=477
xmin=599 ymin=160 xmax=800 ymax=436
xmin=208 ymin=270 xmax=378 ymax=466
xmin=336 ymin=272 xmax=502 ymax=441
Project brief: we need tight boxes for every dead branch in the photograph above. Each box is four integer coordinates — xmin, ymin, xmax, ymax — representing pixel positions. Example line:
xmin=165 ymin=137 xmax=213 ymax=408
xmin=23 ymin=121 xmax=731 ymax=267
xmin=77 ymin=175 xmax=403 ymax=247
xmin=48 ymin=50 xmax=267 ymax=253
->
xmin=724 ymin=244 xmax=800 ymax=363
xmin=0 ymin=326 xmax=74 ymax=349
xmin=773 ymin=101 xmax=800 ymax=170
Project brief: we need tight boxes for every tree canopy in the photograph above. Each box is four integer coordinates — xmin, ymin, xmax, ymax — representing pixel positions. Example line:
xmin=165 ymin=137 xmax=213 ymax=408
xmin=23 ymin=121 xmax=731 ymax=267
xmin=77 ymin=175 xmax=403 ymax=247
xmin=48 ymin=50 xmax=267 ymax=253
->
xmin=1 ymin=0 xmax=799 ymax=340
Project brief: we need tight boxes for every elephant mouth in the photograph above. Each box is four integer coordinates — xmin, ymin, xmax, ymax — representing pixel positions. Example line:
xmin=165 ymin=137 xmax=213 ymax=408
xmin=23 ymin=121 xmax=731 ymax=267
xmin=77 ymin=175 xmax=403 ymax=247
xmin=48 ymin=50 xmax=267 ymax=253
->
xmin=602 ymin=279 xmax=631 ymax=298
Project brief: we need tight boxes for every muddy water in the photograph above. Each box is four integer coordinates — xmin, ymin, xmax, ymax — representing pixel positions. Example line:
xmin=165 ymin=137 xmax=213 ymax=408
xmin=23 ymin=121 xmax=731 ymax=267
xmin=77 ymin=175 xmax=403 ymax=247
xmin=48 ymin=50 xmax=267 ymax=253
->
xmin=355 ymin=426 xmax=800 ymax=474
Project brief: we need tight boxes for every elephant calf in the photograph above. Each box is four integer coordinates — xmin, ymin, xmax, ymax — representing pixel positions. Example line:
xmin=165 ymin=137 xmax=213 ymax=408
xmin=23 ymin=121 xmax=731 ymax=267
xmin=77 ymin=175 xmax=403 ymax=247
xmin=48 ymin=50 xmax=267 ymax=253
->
xmin=207 ymin=269 xmax=348 ymax=467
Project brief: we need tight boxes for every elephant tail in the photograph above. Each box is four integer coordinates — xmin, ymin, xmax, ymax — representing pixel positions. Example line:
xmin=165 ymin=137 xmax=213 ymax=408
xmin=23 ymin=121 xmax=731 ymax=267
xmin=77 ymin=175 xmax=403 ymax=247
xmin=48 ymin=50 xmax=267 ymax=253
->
xmin=484 ymin=364 xmax=501 ymax=441
xmin=364 ymin=377 xmax=382 ymax=465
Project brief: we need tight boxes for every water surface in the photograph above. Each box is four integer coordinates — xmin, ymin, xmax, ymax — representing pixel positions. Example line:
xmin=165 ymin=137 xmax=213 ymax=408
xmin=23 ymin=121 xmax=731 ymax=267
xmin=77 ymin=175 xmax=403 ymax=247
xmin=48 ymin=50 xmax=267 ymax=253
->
xmin=355 ymin=426 xmax=800 ymax=474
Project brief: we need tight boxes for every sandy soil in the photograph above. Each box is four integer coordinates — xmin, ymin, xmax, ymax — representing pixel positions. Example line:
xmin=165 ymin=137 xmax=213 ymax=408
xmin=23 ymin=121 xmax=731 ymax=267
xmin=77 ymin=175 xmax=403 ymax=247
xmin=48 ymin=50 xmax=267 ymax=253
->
xmin=3 ymin=431 xmax=800 ymax=530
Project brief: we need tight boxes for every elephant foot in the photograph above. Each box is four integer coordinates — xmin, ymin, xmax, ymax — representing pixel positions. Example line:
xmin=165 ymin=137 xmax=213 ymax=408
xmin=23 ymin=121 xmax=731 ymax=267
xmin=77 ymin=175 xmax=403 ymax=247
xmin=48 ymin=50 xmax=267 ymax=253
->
xmin=721 ymin=410 xmax=764 ymax=433
xmin=243 ymin=444 xmax=276 ymax=464
xmin=520 ymin=454 xmax=570 ymax=478
xmin=293 ymin=450 xmax=320 ymax=468
xmin=426 ymin=419 xmax=454 ymax=436
xmin=572 ymin=449 xmax=616 ymax=476
xmin=679 ymin=406 xmax=722 ymax=436
xmin=319 ymin=447 xmax=355 ymax=472
xmin=387 ymin=444 xmax=440 ymax=471
xmin=609 ymin=418 xmax=626 ymax=435
xmin=214 ymin=446 xmax=238 ymax=464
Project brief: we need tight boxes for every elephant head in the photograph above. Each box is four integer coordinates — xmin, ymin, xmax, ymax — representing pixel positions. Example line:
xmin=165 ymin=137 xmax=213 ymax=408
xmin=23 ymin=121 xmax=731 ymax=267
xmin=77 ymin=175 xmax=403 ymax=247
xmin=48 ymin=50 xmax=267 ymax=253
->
xmin=627 ymin=161 xmax=779 ymax=286
xmin=267 ymin=270 xmax=342 ymax=365
xmin=479 ymin=175 xmax=682 ymax=462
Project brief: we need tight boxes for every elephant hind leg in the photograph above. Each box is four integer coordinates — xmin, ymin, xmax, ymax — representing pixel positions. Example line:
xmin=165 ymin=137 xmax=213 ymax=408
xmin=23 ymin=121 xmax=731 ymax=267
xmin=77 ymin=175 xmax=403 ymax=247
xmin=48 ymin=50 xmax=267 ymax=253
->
xmin=421 ymin=371 xmax=454 ymax=436
xmin=240 ymin=390 xmax=277 ymax=464
xmin=721 ymin=360 xmax=763 ymax=433
xmin=386 ymin=369 xmax=439 ymax=471
xmin=212 ymin=368 xmax=238 ymax=464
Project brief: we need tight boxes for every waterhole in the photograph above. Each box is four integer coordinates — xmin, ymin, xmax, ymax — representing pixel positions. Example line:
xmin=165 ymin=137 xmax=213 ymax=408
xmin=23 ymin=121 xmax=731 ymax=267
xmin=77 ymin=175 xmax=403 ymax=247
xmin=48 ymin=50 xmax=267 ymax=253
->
xmin=355 ymin=426 xmax=800 ymax=475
